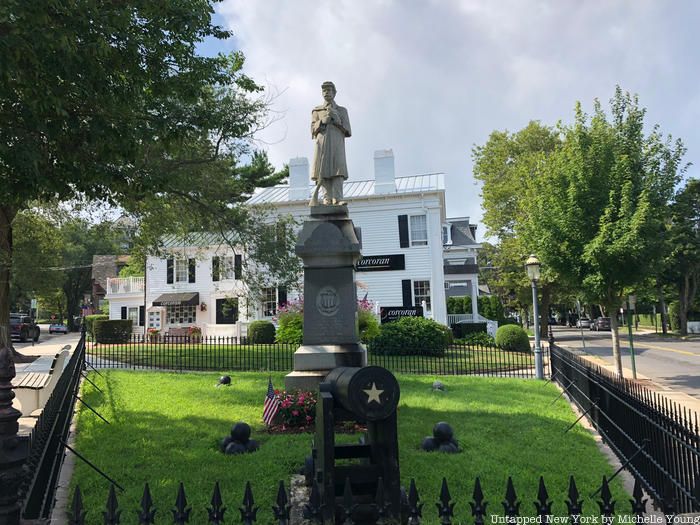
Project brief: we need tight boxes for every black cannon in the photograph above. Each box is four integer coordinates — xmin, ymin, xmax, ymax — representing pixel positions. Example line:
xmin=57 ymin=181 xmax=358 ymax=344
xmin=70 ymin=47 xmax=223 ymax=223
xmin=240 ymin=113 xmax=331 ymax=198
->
xmin=311 ymin=366 xmax=401 ymax=524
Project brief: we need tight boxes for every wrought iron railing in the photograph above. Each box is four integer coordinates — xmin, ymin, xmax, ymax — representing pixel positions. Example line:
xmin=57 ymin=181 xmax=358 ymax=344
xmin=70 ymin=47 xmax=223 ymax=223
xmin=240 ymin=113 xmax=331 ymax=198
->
xmin=86 ymin=336 xmax=544 ymax=378
xmin=19 ymin=331 xmax=86 ymax=519
xmin=65 ymin=474 xmax=675 ymax=525
xmin=550 ymin=344 xmax=700 ymax=514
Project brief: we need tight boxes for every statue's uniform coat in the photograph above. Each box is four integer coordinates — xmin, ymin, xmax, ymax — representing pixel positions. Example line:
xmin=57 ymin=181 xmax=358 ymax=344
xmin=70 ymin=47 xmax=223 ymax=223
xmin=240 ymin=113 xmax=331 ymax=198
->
xmin=311 ymin=103 xmax=351 ymax=183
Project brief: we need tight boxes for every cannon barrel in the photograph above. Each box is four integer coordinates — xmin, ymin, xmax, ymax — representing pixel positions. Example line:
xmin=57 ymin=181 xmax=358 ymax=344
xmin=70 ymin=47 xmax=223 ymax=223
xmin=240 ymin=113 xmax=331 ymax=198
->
xmin=323 ymin=366 xmax=400 ymax=421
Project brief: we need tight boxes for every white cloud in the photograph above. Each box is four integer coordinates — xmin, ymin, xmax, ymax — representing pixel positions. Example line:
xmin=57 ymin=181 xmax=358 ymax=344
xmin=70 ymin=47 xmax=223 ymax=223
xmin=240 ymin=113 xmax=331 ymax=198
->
xmin=216 ymin=0 xmax=700 ymax=240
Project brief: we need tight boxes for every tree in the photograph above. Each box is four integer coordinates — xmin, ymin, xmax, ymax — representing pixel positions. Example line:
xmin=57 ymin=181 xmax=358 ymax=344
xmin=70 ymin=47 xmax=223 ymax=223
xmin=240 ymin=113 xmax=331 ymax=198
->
xmin=524 ymin=89 xmax=685 ymax=375
xmin=1 ymin=2 xmax=280 ymax=354
xmin=473 ymin=122 xmax=562 ymax=335
xmin=666 ymin=179 xmax=700 ymax=335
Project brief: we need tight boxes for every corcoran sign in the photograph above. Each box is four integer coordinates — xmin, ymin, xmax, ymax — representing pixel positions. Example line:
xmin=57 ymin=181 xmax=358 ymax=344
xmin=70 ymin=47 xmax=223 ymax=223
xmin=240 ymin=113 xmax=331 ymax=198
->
xmin=380 ymin=306 xmax=424 ymax=324
xmin=356 ymin=254 xmax=405 ymax=272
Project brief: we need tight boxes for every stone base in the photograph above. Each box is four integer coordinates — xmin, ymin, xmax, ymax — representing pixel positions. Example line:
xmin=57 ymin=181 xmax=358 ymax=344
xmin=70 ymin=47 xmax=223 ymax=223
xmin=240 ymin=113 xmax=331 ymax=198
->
xmin=293 ymin=344 xmax=367 ymax=370
xmin=285 ymin=370 xmax=330 ymax=392
xmin=310 ymin=204 xmax=348 ymax=217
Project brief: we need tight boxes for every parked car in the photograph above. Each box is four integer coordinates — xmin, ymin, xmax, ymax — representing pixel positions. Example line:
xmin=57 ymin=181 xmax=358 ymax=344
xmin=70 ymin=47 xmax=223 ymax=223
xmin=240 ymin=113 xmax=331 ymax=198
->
xmin=10 ymin=313 xmax=40 ymax=342
xmin=49 ymin=323 xmax=69 ymax=334
xmin=576 ymin=317 xmax=592 ymax=329
xmin=592 ymin=317 xmax=612 ymax=331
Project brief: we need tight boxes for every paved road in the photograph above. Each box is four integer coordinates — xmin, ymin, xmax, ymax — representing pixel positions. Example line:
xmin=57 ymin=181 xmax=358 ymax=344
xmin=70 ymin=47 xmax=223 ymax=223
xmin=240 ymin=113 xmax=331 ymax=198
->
xmin=551 ymin=326 xmax=700 ymax=398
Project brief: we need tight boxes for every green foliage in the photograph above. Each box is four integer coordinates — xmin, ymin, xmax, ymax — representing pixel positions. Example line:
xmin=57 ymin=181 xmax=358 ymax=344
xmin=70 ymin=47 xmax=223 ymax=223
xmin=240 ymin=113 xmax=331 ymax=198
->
xmin=247 ymin=320 xmax=276 ymax=344
xmin=479 ymin=296 xmax=506 ymax=322
xmin=458 ymin=332 xmax=496 ymax=346
xmin=94 ymin=319 xmax=132 ymax=344
xmin=358 ymin=309 xmax=380 ymax=343
xmin=99 ymin=300 xmax=110 ymax=315
xmin=451 ymin=322 xmax=487 ymax=339
xmin=85 ymin=314 xmax=109 ymax=339
xmin=667 ymin=302 xmax=681 ymax=331
xmin=446 ymin=297 xmax=466 ymax=314
xmin=495 ymin=325 xmax=531 ymax=353
xmin=118 ymin=261 xmax=144 ymax=278
xmin=370 ymin=317 xmax=450 ymax=357
xmin=275 ymin=310 xmax=303 ymax=344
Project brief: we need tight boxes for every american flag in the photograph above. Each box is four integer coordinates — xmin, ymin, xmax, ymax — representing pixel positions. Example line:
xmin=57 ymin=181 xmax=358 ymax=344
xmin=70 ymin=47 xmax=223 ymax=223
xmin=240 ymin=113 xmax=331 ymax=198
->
xmin=262 ymin=377 xmax=280 ymax=426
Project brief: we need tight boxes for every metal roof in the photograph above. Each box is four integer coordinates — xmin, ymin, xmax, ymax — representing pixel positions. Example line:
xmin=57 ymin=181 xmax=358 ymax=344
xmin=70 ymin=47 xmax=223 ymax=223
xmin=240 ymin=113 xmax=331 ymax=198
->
xmin=247 ymin=173 xmax=445 ymax=205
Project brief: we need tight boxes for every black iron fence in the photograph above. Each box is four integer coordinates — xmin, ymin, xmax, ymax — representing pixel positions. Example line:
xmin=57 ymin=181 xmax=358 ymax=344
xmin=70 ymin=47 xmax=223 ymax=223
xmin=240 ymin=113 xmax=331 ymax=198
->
xmin=66 ymin=474 xmax=675 ymax=525
xmin=550 ymin=344 xmax=700 ymax=514
xmin=86 ymin=336 xmax=544 ymax=378
xmin=20 ymin=332 xmax=86 ymax=519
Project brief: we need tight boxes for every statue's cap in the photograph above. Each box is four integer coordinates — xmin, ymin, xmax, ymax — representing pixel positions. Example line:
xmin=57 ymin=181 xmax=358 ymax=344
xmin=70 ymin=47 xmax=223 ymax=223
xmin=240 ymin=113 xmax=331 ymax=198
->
xmin=321 ymin=81 xmax=336 ymax=91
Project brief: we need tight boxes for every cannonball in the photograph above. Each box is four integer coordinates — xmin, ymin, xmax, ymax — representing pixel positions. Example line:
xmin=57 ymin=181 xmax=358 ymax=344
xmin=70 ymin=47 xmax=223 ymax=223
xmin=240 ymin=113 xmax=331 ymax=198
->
xmin=438 ymin=441 xmax=460 ymax=454
xmin=245 ymin=439 xmax=259 ymax=453
xmin=219 ymin=435 xmax=234 ymax=453
xmin=224 ymin=442 xmax=247 ymax=455
xmin=421 ymin=437 xmax=438 ymax=451
xmin=230 ymin=422 xmax=251 ymax=443
xmin=432 ymin=422 xmax=454 ymax=443
xmin=218 ymin=375 xmax=231 ymax=386
xmin=432 ymin=380 xmax=445 ymax=391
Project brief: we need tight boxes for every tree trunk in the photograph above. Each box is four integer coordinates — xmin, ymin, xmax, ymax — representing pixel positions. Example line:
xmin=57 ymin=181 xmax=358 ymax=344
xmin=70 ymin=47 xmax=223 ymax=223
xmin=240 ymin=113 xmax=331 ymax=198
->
xmin=540 ymin=285 xmax=551 ymax=339
xmin=609 ymin=313 xmax=624 ymax=377
xmin=0 ymin=206 xmax=32 ymax=362
xmin=656 ymin=279 xmax=668 ymax=335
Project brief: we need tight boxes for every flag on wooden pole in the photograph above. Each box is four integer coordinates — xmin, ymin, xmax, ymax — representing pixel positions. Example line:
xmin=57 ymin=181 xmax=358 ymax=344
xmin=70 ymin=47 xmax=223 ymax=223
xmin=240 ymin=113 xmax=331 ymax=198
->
xmin=263 ymin=377 xmax=280 ymax=426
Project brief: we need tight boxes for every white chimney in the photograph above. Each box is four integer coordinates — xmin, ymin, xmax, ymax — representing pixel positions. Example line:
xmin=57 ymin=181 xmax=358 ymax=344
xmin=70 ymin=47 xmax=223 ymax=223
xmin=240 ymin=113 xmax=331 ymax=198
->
xmin=288 ymin=157 xmax=309 ymax=201
xmin=373 ymin=149 xmax=396 ymax=195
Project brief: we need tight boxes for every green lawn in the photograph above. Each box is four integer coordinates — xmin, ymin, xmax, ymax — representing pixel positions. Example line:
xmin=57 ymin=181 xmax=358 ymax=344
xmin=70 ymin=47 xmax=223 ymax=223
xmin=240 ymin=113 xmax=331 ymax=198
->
xmin=69 ymin=371 xmax=625 ymax=524
xmin=86 ymin=342 xmax=534 ymax=375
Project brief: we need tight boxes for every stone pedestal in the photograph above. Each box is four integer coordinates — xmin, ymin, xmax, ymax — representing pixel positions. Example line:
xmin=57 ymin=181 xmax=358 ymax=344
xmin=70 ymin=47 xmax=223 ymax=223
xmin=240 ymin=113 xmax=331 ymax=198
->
xmin=285 ymin=205 xmax=366 ymax=392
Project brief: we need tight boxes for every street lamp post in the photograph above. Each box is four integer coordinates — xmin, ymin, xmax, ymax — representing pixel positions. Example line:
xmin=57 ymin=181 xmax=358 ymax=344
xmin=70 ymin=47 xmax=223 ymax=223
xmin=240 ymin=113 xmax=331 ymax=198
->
xmin=525 ymin=254 xmax=544 ymax=380
xmin=626 ymin=294 xmax=637 ymax=379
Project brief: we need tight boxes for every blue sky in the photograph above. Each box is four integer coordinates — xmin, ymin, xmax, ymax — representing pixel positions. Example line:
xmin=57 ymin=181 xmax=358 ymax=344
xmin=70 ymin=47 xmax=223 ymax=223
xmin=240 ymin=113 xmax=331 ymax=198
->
xmin=199 ymin=1 xmax=699 ymax=240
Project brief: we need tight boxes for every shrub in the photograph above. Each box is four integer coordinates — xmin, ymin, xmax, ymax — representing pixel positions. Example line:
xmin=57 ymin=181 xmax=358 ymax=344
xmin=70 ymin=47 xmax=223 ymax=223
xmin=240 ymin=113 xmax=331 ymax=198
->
xmin=370 ymin=317 xmax=449 ymax=357
xmin=276 ymin=310 xmax=303 ymax=344
xmin=94 ymin=319 xmax=132 ymax=343
xmin=275 ymin=390 xmax=317 ymax=428
xmin=495 ymin=324 xmax=530 ymax=353
xmin=248 ymin=320 xmax=276 ymax=344
xmin=84 ymin=314 xmax=108 ymax=339
xmin=358 ymin=309 xmax=380 ymax=343
xmin=458 ymin=332 xmax=495 ymax=346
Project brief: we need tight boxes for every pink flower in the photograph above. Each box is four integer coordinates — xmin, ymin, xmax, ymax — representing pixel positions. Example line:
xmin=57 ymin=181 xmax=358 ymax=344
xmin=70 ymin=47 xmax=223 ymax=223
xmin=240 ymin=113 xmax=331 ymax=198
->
xmin=298 ymin=395 xmax=305 ymax=403
xmin=306 ymin=415 xmax=313 ymax=422
xmin=292 ymin=410 xmax=299 ymax=416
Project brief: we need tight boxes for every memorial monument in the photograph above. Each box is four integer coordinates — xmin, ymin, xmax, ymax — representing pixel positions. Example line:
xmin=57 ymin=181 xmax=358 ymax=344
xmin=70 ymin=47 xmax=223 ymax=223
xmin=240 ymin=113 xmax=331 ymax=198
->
xmin=285 ymin=82 xmax=366 ymax=392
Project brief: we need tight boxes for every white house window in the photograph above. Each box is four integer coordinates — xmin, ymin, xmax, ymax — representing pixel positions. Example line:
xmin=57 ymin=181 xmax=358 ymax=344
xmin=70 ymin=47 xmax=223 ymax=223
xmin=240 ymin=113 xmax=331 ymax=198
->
xmin=174 ymin=259 xmax=189 ymax=283
xmin=166 ymin=304 xmax=196 ymax=324
xmin=148 ymin=311 xmax=162 ymax=330
xmin=442 ymin=224 xmax=452 ymax=245
xmin=220 ymin=256 xmax=235 ymax=280
xmin=127 ymin=307 xmax=139 ymax=324
xmin=262 ymin=288 xmax=277 ymax=317
xmin=413 ymin=280 xmax=431 ymax=310
xmin=409 ymin=215 xmax=428 ymax=246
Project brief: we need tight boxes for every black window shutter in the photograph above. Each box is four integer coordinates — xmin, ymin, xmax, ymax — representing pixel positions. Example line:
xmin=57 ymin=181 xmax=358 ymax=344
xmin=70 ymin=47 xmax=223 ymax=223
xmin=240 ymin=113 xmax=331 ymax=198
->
xmin=234 ymin=254 xmax=242 ymax=280
xmin=402 ymin=279 xmax=413 ymax=307
xmin=188 ymin=258 xmax=196 ymax=283
xmin=139 ymin=305 xmax=145 ymax=326
xmin=277 ymin=286 xmax=287 ymax=307
xmin=212 ymin=257 xmax=220 ymax=282
xmin=398 ymin=215 xmax=409 ymax=248
xmin=166 ymin=258 xmax=174 ymax=284
xmin=121 ymin=306 xmax=127 ymax=320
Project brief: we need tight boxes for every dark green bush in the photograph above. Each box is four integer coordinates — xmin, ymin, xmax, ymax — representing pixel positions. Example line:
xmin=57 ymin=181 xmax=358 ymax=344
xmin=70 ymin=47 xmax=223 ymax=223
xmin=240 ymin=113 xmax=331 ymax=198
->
xmin=458 ymin=332 xmax=495 ymax=345
xmin=94 ymin=319 xmax=132 ymax=343
xmin=275 ymin=311 xmax=303 ymax=344
xmin=495 ymin=324 xmax=530 ymax=353
xmin=248 ymin=320 xmax=276 ymax=344
xmin=84 ymin=314 xmax=108 ymax=339
xmin=358 ymin=309 xmax=380 ymax=343
xmin=369 ymin=317 xmax=449 ymax=357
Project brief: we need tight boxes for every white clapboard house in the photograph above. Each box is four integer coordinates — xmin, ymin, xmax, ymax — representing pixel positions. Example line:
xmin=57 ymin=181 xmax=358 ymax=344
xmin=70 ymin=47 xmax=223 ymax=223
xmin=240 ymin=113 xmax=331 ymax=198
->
xmin=105 ymin=150 xmax=482 ymax=337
